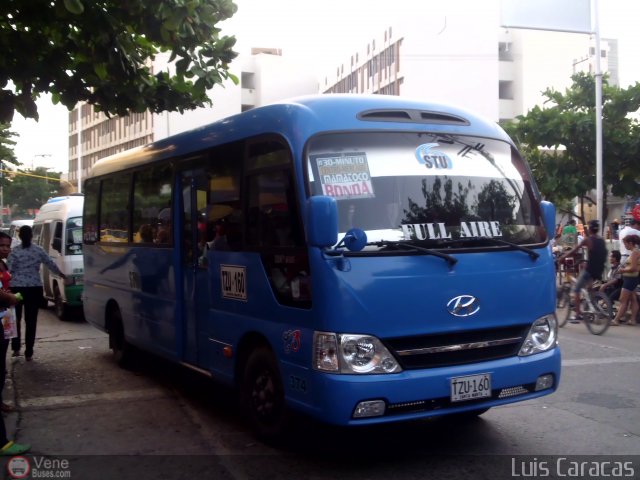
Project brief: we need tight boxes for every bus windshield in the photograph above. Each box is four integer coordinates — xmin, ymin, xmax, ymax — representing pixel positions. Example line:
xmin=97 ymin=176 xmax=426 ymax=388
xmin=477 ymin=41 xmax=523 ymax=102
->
xmin=307 ymin=132 xmax=546 ymax=247
xmin=66 ymin=216 xmax=83 ymax=255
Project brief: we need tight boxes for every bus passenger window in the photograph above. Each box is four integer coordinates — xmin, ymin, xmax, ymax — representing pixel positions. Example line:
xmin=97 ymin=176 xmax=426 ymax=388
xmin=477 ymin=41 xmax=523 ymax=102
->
xmin=132 ymin=164 xmax=173 ymax=245
xmin=247 ymin=171 xmax=301 ymax=248
xmin=83 ymin=179 xmax=99 ymax=243
xmin=205 ymin=141 xmax=243 ymax=251
xmin=100 ymin=174 xmax=131 ymax=242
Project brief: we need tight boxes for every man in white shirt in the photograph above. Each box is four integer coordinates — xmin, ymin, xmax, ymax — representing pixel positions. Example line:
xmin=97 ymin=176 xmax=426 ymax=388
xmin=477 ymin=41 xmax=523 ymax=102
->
xmin=618 ymin=218 xmax=640 ymax=265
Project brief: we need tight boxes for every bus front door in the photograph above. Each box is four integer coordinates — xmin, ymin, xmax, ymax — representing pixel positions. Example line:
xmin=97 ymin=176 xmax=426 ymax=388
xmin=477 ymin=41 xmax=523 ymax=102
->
xmin=179 ymin=167 xmax=211 ymax=368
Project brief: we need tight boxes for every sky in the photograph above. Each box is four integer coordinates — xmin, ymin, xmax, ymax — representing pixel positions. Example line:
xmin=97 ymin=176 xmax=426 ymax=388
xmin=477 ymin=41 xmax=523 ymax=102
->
xmin=9 ymin=0 xmax=640 ymax=174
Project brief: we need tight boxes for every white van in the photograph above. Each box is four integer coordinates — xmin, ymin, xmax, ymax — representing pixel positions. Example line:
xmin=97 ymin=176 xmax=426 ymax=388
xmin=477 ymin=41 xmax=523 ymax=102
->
xmin=32 ymin=194 xmax=84 ymax=319
xmin=8 ymin=219 xmax=34 ymax=249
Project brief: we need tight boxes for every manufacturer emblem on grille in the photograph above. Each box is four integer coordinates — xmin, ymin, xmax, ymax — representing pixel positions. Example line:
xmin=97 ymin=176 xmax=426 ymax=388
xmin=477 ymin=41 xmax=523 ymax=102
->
xmin=447 ymin=295 xmax=480 ymax=317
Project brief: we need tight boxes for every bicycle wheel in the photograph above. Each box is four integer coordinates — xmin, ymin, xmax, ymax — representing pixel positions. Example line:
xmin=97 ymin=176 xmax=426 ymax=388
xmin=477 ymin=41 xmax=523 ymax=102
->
xmin=556 ymin=284 xmax=571 ymax=327
xmin=585 ymin=291 xmax=612 ymax=335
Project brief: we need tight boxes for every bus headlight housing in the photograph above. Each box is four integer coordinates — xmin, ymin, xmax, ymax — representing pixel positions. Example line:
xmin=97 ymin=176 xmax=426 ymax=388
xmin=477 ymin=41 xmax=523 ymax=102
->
xmin=313 ymin=332 xmax=402 ymax=374
xmin=518 ymin=314 xmax=558 ymax=356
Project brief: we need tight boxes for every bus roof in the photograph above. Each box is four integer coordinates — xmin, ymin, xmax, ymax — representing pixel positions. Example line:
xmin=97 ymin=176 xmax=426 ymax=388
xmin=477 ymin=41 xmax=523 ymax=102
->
xmin=87 ymin=94 xmax=511 ymax=179
xmin=35 ymin=194 xmax=84 ymax=220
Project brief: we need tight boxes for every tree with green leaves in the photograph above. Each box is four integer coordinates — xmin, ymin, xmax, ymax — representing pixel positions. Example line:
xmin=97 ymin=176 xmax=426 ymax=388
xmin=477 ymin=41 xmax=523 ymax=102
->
xmin=503 ymin=72 xmax=640 ymax=222
xmin=0 ymin=124 xmax=20 ymax=203
xmin=4 ymin=167 xmax=63 ymax=218
xmin=0 ymin=0 xmax=238 ymax=123
xmin=0 ymin=124 xmax=18 ymax=167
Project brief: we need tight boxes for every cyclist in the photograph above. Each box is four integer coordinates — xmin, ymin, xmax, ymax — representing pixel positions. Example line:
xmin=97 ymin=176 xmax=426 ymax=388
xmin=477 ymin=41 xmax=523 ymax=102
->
xmin=558 ymin=220 xmax=607 ymax=323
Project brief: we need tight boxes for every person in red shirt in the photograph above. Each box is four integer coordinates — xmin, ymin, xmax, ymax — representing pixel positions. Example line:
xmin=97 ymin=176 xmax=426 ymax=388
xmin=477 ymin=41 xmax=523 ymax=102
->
xmin=0 ymin=231 xmax=30 ymax=456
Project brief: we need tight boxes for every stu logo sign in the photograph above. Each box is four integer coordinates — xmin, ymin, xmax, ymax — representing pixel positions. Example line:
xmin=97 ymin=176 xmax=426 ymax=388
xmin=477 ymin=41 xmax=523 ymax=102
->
xmin=415 ymin=143 xmax=452 ymax=169
xmin=401 ymin=221 xmax=503 ymax=240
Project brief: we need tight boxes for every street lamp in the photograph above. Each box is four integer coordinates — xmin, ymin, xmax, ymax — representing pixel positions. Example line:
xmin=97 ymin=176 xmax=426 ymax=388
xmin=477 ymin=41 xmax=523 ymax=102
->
xmin=33 ymin=153 xmax=52 ymax=170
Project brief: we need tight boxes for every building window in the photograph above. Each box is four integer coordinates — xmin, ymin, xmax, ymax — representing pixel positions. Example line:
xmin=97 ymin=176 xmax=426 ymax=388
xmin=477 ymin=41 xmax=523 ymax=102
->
xmin=499 ymin=42 xmax=513 ymax=62
xmin=499 ymin=80 xmax=514 ymax=100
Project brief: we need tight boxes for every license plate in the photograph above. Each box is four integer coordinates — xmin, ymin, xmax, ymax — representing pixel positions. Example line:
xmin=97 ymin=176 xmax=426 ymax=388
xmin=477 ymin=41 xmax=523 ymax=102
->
xmin=450 ymin=373 xmax=492 ymax=402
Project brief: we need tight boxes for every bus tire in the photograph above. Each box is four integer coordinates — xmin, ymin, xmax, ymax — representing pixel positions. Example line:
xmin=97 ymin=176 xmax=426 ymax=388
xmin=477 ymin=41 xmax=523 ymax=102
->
xmin=53 ymin=284 xmax=68 ymax=320
xmin=240 ymin=347 xmax=289 ymax=441
xmin=108 ymin=308 xmax=131 ymax=368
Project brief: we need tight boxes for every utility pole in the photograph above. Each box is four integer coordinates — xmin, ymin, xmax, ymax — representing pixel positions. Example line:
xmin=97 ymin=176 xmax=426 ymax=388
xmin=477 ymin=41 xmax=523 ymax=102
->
xmin=77 ymin=105 xmax=82 ymax=194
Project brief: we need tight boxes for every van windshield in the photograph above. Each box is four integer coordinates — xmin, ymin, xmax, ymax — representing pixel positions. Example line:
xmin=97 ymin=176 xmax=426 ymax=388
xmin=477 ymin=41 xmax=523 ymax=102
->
xmin=306 ymin=132 xmax=546 ymax=247
xmin=66 ymin=216 xmax=83 ymax=255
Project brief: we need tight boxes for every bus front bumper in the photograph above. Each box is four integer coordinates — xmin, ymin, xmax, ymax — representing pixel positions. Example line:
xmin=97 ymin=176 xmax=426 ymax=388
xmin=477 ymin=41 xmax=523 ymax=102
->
xmin=63 ymin=284 xmax=84 ymax=307
xmin=286 ymin=347 xmax=561 ymax=426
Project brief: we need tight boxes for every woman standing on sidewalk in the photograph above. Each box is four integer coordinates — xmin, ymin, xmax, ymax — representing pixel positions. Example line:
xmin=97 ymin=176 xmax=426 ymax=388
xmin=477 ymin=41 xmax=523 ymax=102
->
xmin=7 ymin=225 xmax=66 ymax=360
xmin=611 ymin=234 xmax=640 ymax=326
xmin=0 ymin=232 xmax=30 ymax=455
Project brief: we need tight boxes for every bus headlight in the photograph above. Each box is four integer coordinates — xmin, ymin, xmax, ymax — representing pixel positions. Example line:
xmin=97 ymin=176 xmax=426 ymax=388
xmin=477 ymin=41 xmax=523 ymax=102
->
xmin=313 ymin=332 xmax=402 ymax=374
xmin=518 ymin=314 xmax=558 ymax=356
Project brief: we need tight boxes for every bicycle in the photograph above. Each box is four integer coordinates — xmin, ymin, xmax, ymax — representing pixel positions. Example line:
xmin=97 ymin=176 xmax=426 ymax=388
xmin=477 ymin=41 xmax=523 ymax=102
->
xmin=554 ymin=249 xmax=583 ymax=287
xmin=556 ymin=279 xmax=613 ymax=335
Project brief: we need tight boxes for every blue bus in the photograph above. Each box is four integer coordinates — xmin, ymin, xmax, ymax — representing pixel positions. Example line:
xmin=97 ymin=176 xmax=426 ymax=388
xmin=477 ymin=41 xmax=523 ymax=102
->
xmin=82 ymin=94 xmax=560 ymax=438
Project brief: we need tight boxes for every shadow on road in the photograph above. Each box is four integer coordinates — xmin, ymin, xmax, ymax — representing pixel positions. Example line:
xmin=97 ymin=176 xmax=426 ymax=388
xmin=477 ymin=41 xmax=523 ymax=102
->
xmin=120 ymin=347 xmax=500 ymax=458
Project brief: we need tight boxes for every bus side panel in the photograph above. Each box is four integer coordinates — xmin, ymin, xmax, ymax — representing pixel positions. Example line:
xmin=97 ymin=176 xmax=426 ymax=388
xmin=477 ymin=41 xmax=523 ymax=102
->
xmin=82 ymin=245 xmax=107 ymax=333
xmin=84 ymin=244 xmax=177 ymax=358
xmin=202 ymin=250 xmax=315 ymax=382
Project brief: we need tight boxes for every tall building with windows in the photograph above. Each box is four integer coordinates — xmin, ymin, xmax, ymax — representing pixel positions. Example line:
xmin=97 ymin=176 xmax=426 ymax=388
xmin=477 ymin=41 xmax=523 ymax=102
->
xmin=321 ymin=14 xmax=617 ymax=124
xmin=498 ymin=29 xmax=616 ymax=122
xmin=65 ymin=48 xmax=318 ymax=190
xmin=321 ymin=10 xmax=500 ymax=121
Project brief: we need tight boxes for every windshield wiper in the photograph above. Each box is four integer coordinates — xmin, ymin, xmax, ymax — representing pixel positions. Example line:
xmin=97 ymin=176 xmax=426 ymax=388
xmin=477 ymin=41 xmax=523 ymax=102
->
xmin=439 ymin=237 xmax=539 ymax=260
xmin=368 ymin=241 xmax=458 ymax=267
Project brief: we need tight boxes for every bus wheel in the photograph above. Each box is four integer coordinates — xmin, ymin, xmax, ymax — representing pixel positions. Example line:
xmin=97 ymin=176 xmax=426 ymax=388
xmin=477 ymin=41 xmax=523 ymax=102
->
xmin=108 ymin=308 xmax=131 ymax=368
xmin=241 ymin=347 xmax=289 ymax=441
xmin=53 ymin=284 xmax=67 ymax=320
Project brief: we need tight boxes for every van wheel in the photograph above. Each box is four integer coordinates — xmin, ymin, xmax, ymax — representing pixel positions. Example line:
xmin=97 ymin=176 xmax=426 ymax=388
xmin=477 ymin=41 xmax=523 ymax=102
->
xmin=108 ymin=308 xmax=131 ymax=368
xmin=53 ymin=285 xmax=67 ymax=320
xmin=240 ymin=347 xmax=289 ymax=441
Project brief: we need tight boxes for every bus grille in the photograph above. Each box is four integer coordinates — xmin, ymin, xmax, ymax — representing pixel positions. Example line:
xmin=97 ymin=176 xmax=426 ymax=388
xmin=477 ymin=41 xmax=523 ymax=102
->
xmin=384 ymin=325 xmax=529 ymax=370
xmin=385 ymin=382 xmax=536 ymax=416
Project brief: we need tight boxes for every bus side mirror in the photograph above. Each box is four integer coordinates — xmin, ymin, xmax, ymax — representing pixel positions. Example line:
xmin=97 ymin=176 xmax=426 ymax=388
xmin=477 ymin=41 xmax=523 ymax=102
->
xmin=540 ymin=201 xmax=556 ymax=242
xmin=307 ymin=196 xmax=338 ymax=248
xmin=51 ymin=238 xmax=62 ymax=253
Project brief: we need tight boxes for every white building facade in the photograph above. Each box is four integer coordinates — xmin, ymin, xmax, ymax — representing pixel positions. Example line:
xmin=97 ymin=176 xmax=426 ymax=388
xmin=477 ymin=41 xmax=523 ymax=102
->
xmin=321 ymin=9 xmax=500 ymax=121
xmin=321 ymin=12 xmax=616 ymax=124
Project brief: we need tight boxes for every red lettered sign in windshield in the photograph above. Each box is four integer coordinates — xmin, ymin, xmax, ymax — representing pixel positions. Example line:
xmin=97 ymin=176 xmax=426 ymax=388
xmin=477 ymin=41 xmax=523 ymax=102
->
xmin=313 ymin=152 xmax=374 ymax=200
